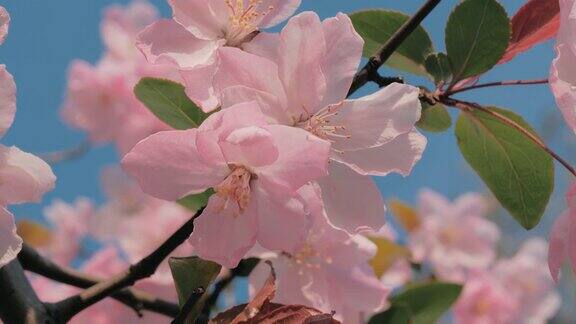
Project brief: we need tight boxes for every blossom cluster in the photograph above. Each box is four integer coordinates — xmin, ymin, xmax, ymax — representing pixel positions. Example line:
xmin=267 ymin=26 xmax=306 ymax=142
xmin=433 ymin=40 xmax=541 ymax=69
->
xmin=404 ymin=190 xmax=560 ymax=323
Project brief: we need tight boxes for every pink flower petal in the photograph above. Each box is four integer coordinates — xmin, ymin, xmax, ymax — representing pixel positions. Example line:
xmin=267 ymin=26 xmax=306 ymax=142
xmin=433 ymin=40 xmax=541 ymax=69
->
xmin=220 ymin=126 xmax=279 ymax=168
xmin=180 ymin=62 xmax=220 ymax=112
xmin=258 ymin=125 xmax=331 ymax=192
xmin=317 ymin=162 xmax=385 ymax=234
xmin=548 ymin=210 xmax=573 ymax=283
xmin=215 ymin=47 xmax=287 ymax=111
xmin=319 ymin=13 xmax=363 ymax=108
xmin=122 ymin=129 xmax=227 ymax=201
xmin=137 ymin=19 xmax=221 ymax=68
xmin=254 ymin=182 xmax=308 ymax=254
xmin=242 ymin=32 xmax=280 ymax=62
xmin=169 ymin=0 xmax=227 ymax=40
xmin=550 ymin=43 xmax=576 ymax=134
xmin=0 ymin=145 xmax=56 ymax=205
xmin=0 ymin=65 xmax=16 ymax=138
xmin=333 ymin=130 xmax=427 ymax=176
xmin=330 ymin=83 xmax=423 ymax=152
xmin=196 ymin=101 xmax=269 ymax=166
xmin=278 ymin=11 xmax=327 ymax=115
xmin=189 ymin=195 xmax=258 ymax=268
xmin=220 ymin=85 xmax=291 ymax=124
xmin=257 ymin=0 xmax=302 ymax=28
xmin=0 ymin=6 xmax=9 ymax=45
xmin=0 ymin=207 xmax=21 ymax=268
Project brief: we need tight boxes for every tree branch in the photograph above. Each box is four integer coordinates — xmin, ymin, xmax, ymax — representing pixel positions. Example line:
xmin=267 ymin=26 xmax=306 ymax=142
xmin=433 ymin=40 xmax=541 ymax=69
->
xmin=0 ymin=260 xmax=55 ymax=324
xmin=445 ymin=78 xmax=549 ymax=96
xmin=18 ymin=244 xmax=180 ymax=318
xmin=348 ymin=0 xmax=443 ymax=96
xmin=40 ymin=140 xmax=91 ymax=164
xmin=49 ymin=208 xmax=204 ymax=322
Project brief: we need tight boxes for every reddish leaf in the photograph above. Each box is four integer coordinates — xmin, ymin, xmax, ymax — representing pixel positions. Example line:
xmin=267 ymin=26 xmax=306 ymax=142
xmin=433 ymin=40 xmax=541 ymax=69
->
xmin=500 ymin=0 xmax=560 ymax=64
xmin=230 ymin=261 xmax=277 ymax=323
xmin=210 ymin=262 xmax=340 ymax=324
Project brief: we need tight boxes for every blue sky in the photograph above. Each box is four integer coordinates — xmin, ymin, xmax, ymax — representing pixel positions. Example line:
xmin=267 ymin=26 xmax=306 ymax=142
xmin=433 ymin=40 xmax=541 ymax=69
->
xmin=1 ymin=0 xmax=572 ymax=243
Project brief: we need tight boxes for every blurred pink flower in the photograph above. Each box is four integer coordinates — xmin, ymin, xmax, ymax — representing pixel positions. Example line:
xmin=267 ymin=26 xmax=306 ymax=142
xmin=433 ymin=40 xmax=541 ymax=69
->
xmin=61 ymin=1 xmax=179 ymax=155
xmin=548 ymin=183 xmax=576 ymax=282
xmin=137 ymin=0 xmax=301 ymax=111
xmin=214 ymin=11 xmax=426 ymax=234
xmin=0 ymin=6 xmax=55 ymax=268
xmin=454 ymin=270 xmax=519 ymax=324
xmin=89 ymin=166 xmax=193 ymax=282
xmin=41 ymin=198 xmax=94 ymax=265
xmin=409 ymin=190 xmax=500 ymax=282
xmin=123 ymin=102 xmax=331 ymax=268
xmin=375 ymin=225 xmax=412 ymax=290
xmin=494 ymin=238 xmax=560 ymax=323
xmin=550 ymin=0 xmax=576 ymax=133
xmin=249 ymin=184 xmax=389 ymax=324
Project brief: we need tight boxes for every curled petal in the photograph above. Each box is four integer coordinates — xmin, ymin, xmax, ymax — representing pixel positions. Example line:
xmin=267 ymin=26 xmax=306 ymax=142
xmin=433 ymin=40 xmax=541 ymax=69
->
xmin=0 ymin=65 xmax=15 ymax=138
xmin=180 ymin=62 xmax=220 ymax=112
xmin=0 ymin=6 xmax=9 ymax=45
xmin=257 ymin=0 xmax=302 ymax=28
xmin=0 ymin=145 xmax=56 ymax=205
xmin=0 ymin=207 xmax=21 ymax=268
xmin=220 ymin=126 xmax=279 ymax=168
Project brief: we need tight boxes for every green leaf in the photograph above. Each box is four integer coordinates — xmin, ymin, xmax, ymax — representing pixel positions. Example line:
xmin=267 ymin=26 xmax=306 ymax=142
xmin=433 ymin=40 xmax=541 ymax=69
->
xmin=369 ymin=282 xmax=462 ymax=324
xmin=445 ymin=0 xmax=510 ymax=85
xmin=169 ymin=256 xmax=222 ymax=323
xmin=417 ymin=103 xmax=452 ymax=133
xmin=455 ymin=107 xmax=554 ymax=229
xmin=134 ymin=77 xmax=209 ymax=129
xmin=350 ymin=10 xmax=434 ymax=76
xmin=178 ymin=189 xmax=214 ymax=211
xmin=424 ymin=53 xmax=452 ymax=85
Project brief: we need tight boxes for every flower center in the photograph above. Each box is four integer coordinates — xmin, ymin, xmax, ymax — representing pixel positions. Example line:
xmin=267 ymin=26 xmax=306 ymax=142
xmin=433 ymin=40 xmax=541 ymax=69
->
xmin=214 ymin=165 xmax=253 ymax=213
xmin=298 ymin=103 xmax=351 ymax=150
xmin=285 ymin=242 xmax=333 ymax=274
xmin=225 ymin=0 xmax=273 ymax=46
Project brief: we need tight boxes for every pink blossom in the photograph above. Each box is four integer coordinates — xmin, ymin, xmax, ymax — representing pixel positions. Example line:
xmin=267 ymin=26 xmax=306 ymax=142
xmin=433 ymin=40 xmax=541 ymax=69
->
xmin=550 ymin=0 xmax=576 ymax=133
xmin=409 ymin=190 xmax=500 ymax=282
xmin=62 ymin=1 xmax=179 ymax=155
xmin=123 ymin=102 xmax=331 ymax=268
xmin=214 ymin=12 xmax=426 ymax=234
xmin=0 ymin=7 xmax=55 ymax=268
xmin=249 ymin=184 xmax=389 ymax=324
xmin=548 ymin=183 xmax=576 ymax=282
xmin=137 ymin=0 xmax=301 ymax=111
xmin=41 ymin=198 xmax=94 ymax=265
xmin=89 ymin=166 xmax=193 ymax=282
xmin=454 ymin=270 xmax=519 ymax=324
xmin=494 ymin=238 xmax=560 ymax=323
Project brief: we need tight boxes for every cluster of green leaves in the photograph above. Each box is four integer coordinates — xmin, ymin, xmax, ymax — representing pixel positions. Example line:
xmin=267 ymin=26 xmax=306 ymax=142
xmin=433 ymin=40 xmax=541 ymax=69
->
xmin=351 ymin=0 xmax=554 ymax=230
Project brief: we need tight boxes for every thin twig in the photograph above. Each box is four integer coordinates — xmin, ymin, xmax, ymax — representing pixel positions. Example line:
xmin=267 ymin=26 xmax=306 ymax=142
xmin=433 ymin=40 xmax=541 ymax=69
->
xmin=348 ymin=0 xmax=443 ymax=96
xmin=49 ymin=208 xmax=204 ymax=322
xmin=445 ymin=78 xmax=549 ymax=96
xmin=41 ymin=140 xmax=91 ymax=164
xmin=171 ymin=287 xmax=206 ymax=324
xmin=0 ymin=260 xmax=55 ymax=324
xmin=18 ymin=244 xmax=180 ymax=318
xmin=443 ymin=97 xmax=576 ymax=177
